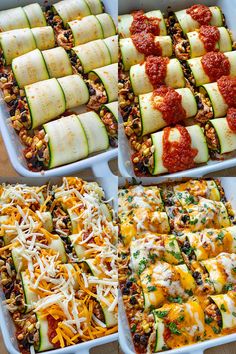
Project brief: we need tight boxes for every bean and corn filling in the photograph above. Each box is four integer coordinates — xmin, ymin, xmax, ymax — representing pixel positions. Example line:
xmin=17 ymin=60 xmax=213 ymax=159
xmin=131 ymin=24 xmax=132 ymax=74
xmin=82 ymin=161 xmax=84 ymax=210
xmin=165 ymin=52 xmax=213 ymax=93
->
xmin=86 ymin=77 xmax=108 ymax=111
xmin=100 ymin=107 xmax=118 ymax=147
xmin=23 ymin=129 xmax=49 ymax=171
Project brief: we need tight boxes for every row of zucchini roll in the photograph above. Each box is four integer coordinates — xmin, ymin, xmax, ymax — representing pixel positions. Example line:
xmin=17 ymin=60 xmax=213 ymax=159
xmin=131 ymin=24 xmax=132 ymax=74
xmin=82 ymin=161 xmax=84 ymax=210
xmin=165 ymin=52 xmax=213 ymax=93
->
xmin=0 ymin=177 xmax=118 ymax=353
xmin=118 ymin=5 xmax=236 ymax=176
xmin=0 ymin=0 xmax=118 ymax=171
xmin=118 ymin=179 xmax=236 ymax=353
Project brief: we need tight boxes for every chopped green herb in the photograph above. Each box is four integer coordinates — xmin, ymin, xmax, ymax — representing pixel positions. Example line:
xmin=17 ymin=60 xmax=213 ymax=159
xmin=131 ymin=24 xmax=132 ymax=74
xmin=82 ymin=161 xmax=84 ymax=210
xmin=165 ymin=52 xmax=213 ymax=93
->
xmin=148 ymin=253 xmax=157 ymax=263
xmin=216 ymin=231 xmax=224 ymax=242
xmin=137 ymin=259 xmax=147 ymax=275
xmin=232 ymin=312 xmax=236 ymax=317
xmin=167 ymin=296 xmax=183 ymax=304
xmin=233 ymin=267 xmax=236 ymax=273
xmin=185 ymin=289 xmax=193 ymax=296
xmin=212 ymin=326 xmax=221 ymax=334
xmin=169 ymin=240 xmax=175 ymax=247
xmin=129 ymin=277 xmax=136 ymax=283
xmin=127 ymin=196 xmax=133 ymax=203
xmin=155 ymin=310 xmax=169 ymax=318
xmin=167 ymin=250 xmax=182 ymax=261
xmin=131 ymin=324 xmax=137 ymax=333
xmin=133 ymin=250 xmax=140 ymax=259
xmin=190 ymin=218 xmax=198 ymax=225
xmin=147 ymin=286 xmax=157 ymax=292
xmin=178 ymin=315 xmax=185 ymax=322
xmin=201 ymin=217 xmax=206 ymax=224
xmin=146 ymin=274 xmax=151 ymax=282
xmin=220 ymin=304 xmax=227 ymax=312
xmin=205 ymin=316 xmax=213 ymax=324
xmin=168 ymin=322 xmax=181 ymax=335
xmin=184 ymin=195 xmax=196 ymax=205
xmin=223 ymin=283 xmax=233 ymax=292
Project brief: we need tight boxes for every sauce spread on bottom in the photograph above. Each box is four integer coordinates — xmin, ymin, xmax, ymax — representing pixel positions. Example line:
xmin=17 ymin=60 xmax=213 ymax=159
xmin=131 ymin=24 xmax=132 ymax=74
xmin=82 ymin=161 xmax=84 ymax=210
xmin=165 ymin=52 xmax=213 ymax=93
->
xmin=47 ymin=315 xmax=60 ymax=348
xmin=151 ymin=86 xmax=186 ymax=125
xmin=199 ymin=25 xmax=220 ymax=52
xmin=227 ymin=108 xmax=236 ymax=132
xmin=186 ymin=4 xmax=212 ymax=25
xmin=131 ymin=32 xmax=162 ymax=56
xmin=145 ymin=56 xmax=169 ymax=87
xmin=201 ymin=51 xmax=230 ymax=82
xmin=217 ymin=76 xmax=236 ymax=107
xmin=162 ymin=125 xmax=198 ymax=173
xmin=130 ymin=10 xmax=160 ymax=35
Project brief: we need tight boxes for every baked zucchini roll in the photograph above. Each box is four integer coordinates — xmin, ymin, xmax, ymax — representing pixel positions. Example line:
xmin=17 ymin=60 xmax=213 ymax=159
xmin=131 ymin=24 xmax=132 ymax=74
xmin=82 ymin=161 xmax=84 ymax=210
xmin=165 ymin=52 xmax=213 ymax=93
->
xmin=149 ymin=300 xmax=205 ymax=352
xmin=0 ymin=3 xmax=46 ymax=32
xmin=173 ymin=5 xmax=223 ymax=35
xmin=100 ymin=101 xmax=118 ymax=147
xmin=129 ymin=57 xmax=185 ymax=96
xmin=187 ymin=51 xmax=236 ymax=87
xmin=118 ymin=10 xmax=167 ymax=38
xmin=124 ymin=87 xmax=197 ymax=137
xmin=0 ymin=27 xmax=55 ymax=65
xmin=120 ymin=35 xmax=172 ymax=71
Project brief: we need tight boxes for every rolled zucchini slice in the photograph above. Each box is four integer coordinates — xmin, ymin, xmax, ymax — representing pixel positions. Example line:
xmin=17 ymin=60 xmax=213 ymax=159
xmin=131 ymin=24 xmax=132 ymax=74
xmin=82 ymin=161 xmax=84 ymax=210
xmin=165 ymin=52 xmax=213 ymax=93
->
xmin=78 ymin=111 xmax=109 ymax=153
xmin=36 ymin=211 xmax=53 ymax=232
xmin=102 ymin=101 xmax=118 ymax=122
xmin=209 ymin=117 xmax=236 ymax=154
xmin=200 ymin=83 xmax=228 ymax=118
xmin=12 ymin=49 xmax=49 ymax=89
xmin=23 ymin=3 xmax=46 ymax=28
xmin=85 ymin=0 xmax=103 ymax=15
xmin=43 ymin=115 xmax=88 ymax=169
xmin=52 ymin=0 xmax=91 ymax=26
xmin=187 ymin=27 xmax=232 ymax=59
xmin=139 ymin=88 xmax=197 ymax=136
xmin=21 ymin=272 xmax=38 ymax=312
xmin=151 ymin=125 xmax=209 ymax=175
xmin=0 ymin=29 xmax=36 ymax=65
xmin=96 ymin=13 xmax=116 ymax=38
xmin=120 ymin=36 xmax=173 ymax=71
xmin=88 ymin=63 xmax=118 ymax=103
xmin=25 ymin=78 xmax=66 ymax=129
xmin=57 ymin=75 xmax=89 ymax=109
xmin=103 ymin=35 xmax=118 ymax=63
xmin=35 ymin=313 xmax=54 ymax=352
xmin=202 ymin=253 xmax=236 ymax=293
xmin=118 ymin=10 xmax=167 ymax=38
xmin=210 ymin=292 xmax=236 ymax=330
xmin=174 ymin=6 xmax=223 ymax=34
xmin=72 ymin=39 xmax=111 ymax=74
xmin=31 ymin=27 xmax=55 ymax=51
xmin=0 ymin=7 xmax=29 ymax=32
xmin=130 ymin=58 xmax=185 ymax=96
xmin=68 ymin=15 xmax=103 ymax=46
xmin=187 ymin=51 xmax=236 ymax=87
xmin=42 ymin=47 xmax=73 ymax=78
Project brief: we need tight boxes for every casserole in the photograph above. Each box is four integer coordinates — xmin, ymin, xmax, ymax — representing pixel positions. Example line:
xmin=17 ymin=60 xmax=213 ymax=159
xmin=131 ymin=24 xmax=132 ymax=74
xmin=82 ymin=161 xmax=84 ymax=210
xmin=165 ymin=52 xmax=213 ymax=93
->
xmin=0 ymin=176 xmax=118 ymax=354
xmin=118 ymin=0 xmax=236 ymax=178
xmin=118 ymin=177 xmax=236 ymax=354
xmin=0 ymin=0 xmax=118 ymax=177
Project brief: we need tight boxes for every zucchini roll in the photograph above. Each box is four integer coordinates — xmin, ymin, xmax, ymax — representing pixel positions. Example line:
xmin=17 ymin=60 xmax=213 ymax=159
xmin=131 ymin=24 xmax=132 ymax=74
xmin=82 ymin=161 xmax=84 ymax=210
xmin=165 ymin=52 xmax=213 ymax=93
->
xmin=0 ymin=27 xmax=55 ymax=65
xmin=130 ymin=234 xmax=183 ymax=272
xmin=132 ymin=125 xmax=208 ymax=176
xmin=103 ymin=35 xmax=118 ymax=63
xmin=120 ymin=35 xmax=172 ymax=71
xmin=130 ymin=57 xmax=185 ymax=96
xmin=124 ymin=87 xmax=197 ymax=137
xmin=87 ymin=63 xmax=118 ymax=110
xmin=100 ymin=101 xmax=118 ymax=147
xmin=118 ymin=10 xmax=167 ymax=38
xmin=11 ymin=75 xmax=89 ymax=130
xmin=0 ymin=3 xmax=46 ymax=32
xmin=180 ymin=226 xmax=236 ymax=262
xmin=24 ymin=112 xmax=110 ymax=170
xmin=187 ymin=51 xmax=236 ymax=87
xmin=173 ymin=5 xmax=223 ymax=35
xmin=149 ymin=301 xmax=205 ymax=352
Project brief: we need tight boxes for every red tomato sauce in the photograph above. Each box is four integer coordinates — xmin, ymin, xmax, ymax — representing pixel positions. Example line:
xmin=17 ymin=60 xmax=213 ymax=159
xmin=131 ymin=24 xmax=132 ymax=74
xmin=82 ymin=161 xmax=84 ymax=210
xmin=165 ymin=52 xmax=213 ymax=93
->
xmin=186 ymin=4 xmax=212 ymax=25
xmin=217 ymin=76 xmax=236 ymax=107
xmin=151 ymin=86 xmax=186 ymax=125
xmin=201 ymin=51 xmax=230 ymax=82
xmin=145 ymin=56 xmax=169 ymax=87
xmin=47 ymin=315 xmax=60 ymax=348
xmin=130 ymin=10 xmax=161 ymax=36
xmin=131 ymin=32 xmax=162 ymax=56
xmin=162 ymin=125 xmax=198 ymax=173
xmin=227 ymin=108 xmax=236 ymax=132
xmin=199 ymin=25 xmax=220 ymax=52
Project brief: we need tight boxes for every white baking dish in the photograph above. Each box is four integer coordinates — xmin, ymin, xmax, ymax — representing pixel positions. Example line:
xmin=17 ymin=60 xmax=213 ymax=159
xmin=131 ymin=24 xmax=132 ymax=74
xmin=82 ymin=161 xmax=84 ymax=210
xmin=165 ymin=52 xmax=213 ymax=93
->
xmin=118 ymin=176 xmax=236 ymax=354
xmin=118 ymin=0 xmax=236 ymax=177
xmin=0 ymin=176 xmax=118 ymax=354
xmin=0 ymin=0 xmax=118 ymax=177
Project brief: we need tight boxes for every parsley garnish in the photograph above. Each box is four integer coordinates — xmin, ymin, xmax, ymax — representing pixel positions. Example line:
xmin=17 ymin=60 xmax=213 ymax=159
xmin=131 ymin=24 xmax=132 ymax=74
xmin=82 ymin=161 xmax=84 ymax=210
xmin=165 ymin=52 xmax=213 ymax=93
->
xmin=137 ymin=258 xmax=147 ymax=275
xmin=147 ymin=286 xmax=157 ymax=292
xmin=167 ymin=296 xmax=183 ymax=304
xmin=133 ymin=250 xmax=140 ymax=259
xmin=131 ymin=324 xmax=137 ymax=333
xmin=220 ymin=304 xmax=226 ymax=312
xmin=168 ymin=322 xmax=181 ymax=335
xmin=155 ymin=310 xmax=168 ymax=318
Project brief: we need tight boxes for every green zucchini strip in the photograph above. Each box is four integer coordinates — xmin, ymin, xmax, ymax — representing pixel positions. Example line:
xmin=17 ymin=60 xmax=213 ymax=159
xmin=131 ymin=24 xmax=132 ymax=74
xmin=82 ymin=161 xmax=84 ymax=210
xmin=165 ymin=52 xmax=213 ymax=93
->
xmin=52 ymin=0 xmax=91 ymax=26
xmin=210 ymin=292 xmax=236 ymax=330
xmin=72 ymin=38 xmax=111 ymax=74
xmin=150 ymin=125 xmax=209 ymax=175
xmin=187 ymin=51 xmax=236 ymax=87
xmin=118 ymin=10 xmax=167 ymax=38
xmin=43 ymin=115 xmax=88 ymax=169
xmin=174 ymin=6 xmax=223 ymax=34
xmin=102 ymin=101 xmax=118 ymax=122
xmin=139 ymin=87 xmax=197 ymax=136
xmin=0 ymin=7 xmax=29 ymax=32
xmin=96 ymin=13 xmax=116 ymax=38
xmin=68 ymin=15 xmax=104 ymax=46
xmin=23 ymin=3 xmax=46 ymax=28
xmin=130 ymin=58 xmax=185 ymax=96
xmin=88 ymin=63 xmax=118 ymax=103
xmin=42 ymin=47 xmax=73 ymax=78
xmin=85 ymin=0 xmax=103 ymax=15
xmin=103 ymin=35 xmax=118 ymax=63
xmin=120 ymin=36 xmax=172 ymax=71
xmin=209 ymin=117 xmax=236 ymax=154
xmin=57 ymin=75 xmax=89 ymax=109
xmin=31 ymin=27 xmax=55 ymax=51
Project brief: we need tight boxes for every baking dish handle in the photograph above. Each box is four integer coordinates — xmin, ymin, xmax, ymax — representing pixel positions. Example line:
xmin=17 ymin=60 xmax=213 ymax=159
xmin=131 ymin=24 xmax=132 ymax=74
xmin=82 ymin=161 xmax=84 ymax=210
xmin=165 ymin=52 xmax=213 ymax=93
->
xmin=92 ymin=159 xmax=115 ymax=178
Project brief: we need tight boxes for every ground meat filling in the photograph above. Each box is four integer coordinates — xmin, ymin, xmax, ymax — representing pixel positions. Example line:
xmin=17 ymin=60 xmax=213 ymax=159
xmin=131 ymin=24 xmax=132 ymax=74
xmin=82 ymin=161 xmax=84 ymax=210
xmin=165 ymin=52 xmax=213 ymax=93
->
xmin=194 ymin=92 xmax=213 ymax=123
xmin=56 ymin=29 xmax=74 ymax=50
xmin=100 ymin=107 xmax=118 ymax=147
xmin=205 ymin=302 xmax=222 ymax=328
xmin=86 ymin=78 xmax=107 ymax=111
xmin=52 ymin=207 xmax=72 ymax=237
xmin=69 ymin=51 xmax=83 ymax=74
xmin=204 ymin=122 xmax=220 ymax=152
xmin=23 ymin=129 xmax=49 ymax=171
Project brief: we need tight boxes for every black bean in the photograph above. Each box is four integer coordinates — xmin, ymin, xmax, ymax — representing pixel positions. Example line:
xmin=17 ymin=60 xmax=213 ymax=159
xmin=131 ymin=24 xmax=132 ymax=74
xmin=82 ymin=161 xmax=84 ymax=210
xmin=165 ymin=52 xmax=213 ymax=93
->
xmin=130 ymin=296 xmax=138 ymax=305
xmin=140 ymin=335 xmax=148 ymax=346
xmin=126 ymin=280 xmax=133 ymax=288
xmin=122 ymin=287 xmax=130 ymax=295
xmin=133 ymin=334 xmax=140 ymax=343
xmin=181 ymin=214 xmax=189 ymax=223
xmin=109 ymin=137 xmax=118 ymax=148
xmin=37 ymin=149 xmax=44 ymax=158
xmin=21 ymin=114 xmax=28 ymax=122
xmin=45 ymin=5 xmax=51 ymax=11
